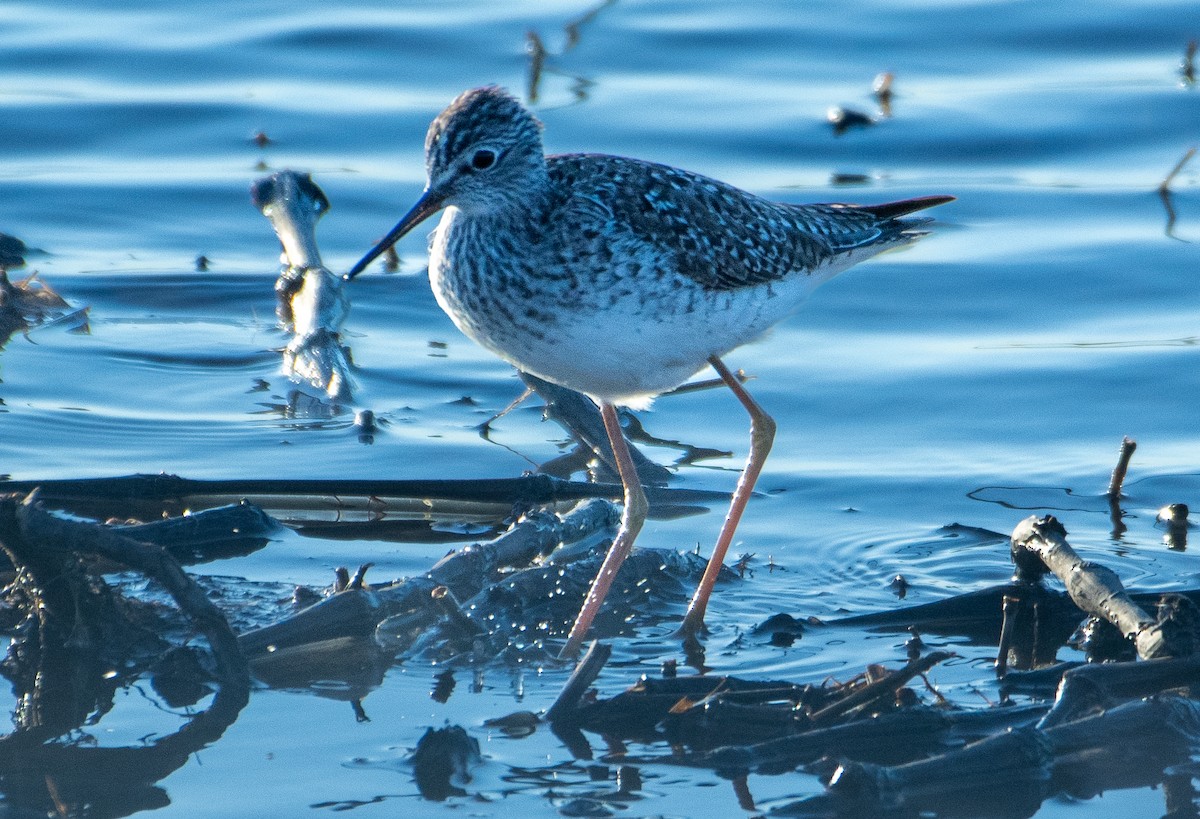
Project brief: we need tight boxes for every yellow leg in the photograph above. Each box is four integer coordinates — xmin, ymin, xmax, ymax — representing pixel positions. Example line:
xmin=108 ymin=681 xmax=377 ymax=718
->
xmin=678 ymin=355 xmax=776 ymax=636
xmin=559 ymin=402 xmax=649 ymax=659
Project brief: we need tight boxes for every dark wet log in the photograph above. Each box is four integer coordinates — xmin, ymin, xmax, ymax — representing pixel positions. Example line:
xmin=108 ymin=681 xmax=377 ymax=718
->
xmin=1 ymin=472 xmax=726 ymax=520
xmin=1011 ymin=515 xmax=1178 ymax=660
xmin=412 ymin=725 xmax=481 ymax=801
xmin=700 ymin=708 xmax=952 ymax=776
xmin=832 ymin=580 xmax=1200 ymax=665
xmin=1047 ymin=695 xmax=1200 ymax=797
xmin=813 ymin=727 xmax=1053 ymax=818
xmin=830 ymin=581 xmax=1082 ymax=636
xmin=249 ymin=635 xmax=388 ymax=696
xmin=281 ymin=517 xmax=506 ymax=544
xmin=1039 ymin=652 xmax=1200 ymax=728
xmin=665 ymin=698 xmax=815 ymax=750
xmin=239 ymin=576 xmax=435 ymax=656
xmin=692 ymin=702 xmax=1050 ymax=778
xmin=112 ymin=501 xmax=280 ymax=563
xmin=579 ymin=674 xmax=821 ymax=738
xmin=999 ymin=660 xmax=1085 ymax=697
xmin=428 ymin=499 xmax=617 ymax=595
xmin=780 ymin=695 xmax=1200 ymax=818
xmin=370 ymin=581 xmax=461 ymax=657
xmin=14 ymin=493 xmax=249 ymax=694
xmin=240 ymin=500 xmax=618 ymax=657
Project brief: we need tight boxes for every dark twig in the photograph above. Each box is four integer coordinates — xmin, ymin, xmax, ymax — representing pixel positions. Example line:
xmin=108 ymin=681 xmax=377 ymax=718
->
xmin=807 ymin=651 xmax=953 ymax=728
xmin=546 ymin=640 xmax=612 ymax=724
xmin=1106 ymin=436 xmax=1137 ymax=499
xmin=995 ymin=594 xmax=1019 ymax=677
xmin=663 ymin=369 xmax=751 ymax=397
xmin=1106 ymin=436 xmax=1136 ymax=535
xmin=1160 ymin=147 xmax=1196 ymax=238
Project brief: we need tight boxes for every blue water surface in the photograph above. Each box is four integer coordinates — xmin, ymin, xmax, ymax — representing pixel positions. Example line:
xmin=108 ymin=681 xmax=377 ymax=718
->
xmin=1 ymin=1 xmax=1198 ymax=816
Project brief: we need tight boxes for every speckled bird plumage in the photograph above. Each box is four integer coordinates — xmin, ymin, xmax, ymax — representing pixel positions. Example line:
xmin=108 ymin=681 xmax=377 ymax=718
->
xmin=364 ymin=86 xmax=949 ymax=406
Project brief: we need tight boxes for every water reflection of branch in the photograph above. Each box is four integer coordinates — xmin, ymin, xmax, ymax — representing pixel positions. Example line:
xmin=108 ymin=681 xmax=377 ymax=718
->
xmin=563 ymin=0 xmax=616 ymax=51
xmin=0 ymin=494 xmax=250 ymax=818
xmin=1160 ymin=146 xmax=1195 ymax=240
xmin=525 ymin=0 xmax=616 ymax=104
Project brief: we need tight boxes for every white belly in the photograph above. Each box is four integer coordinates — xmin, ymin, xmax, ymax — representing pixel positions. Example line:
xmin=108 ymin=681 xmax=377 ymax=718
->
xmin=428 ymin=209 xmax=842 ymax=407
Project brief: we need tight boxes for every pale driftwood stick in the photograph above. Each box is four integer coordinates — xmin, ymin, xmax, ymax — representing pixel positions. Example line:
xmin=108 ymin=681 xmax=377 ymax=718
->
xmin=1010 ymin=515 xmax=1172 ymax=660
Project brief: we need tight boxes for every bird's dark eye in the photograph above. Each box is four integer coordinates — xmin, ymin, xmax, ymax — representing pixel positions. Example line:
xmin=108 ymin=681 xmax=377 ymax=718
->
xmin=470 ymin=149 xmax=496 ymax=170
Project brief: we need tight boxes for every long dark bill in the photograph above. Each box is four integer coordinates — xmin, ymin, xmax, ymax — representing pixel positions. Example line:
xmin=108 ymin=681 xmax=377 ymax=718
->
xmin=344 ymin=187 xmax=445 ymax=280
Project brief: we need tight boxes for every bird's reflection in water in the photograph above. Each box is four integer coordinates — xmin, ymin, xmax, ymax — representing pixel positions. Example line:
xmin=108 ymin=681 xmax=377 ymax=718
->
xmin=252 ymin=170 xmax=353 ymax=405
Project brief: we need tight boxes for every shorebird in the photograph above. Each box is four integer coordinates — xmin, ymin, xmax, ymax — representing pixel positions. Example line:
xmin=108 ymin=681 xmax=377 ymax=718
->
xmin=347 ymin=86 xmax=952 ymax=658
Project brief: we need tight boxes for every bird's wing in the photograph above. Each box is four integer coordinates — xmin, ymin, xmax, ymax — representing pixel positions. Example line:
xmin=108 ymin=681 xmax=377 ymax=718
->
xmin=548 ymin=154 xmax=894 ymax=291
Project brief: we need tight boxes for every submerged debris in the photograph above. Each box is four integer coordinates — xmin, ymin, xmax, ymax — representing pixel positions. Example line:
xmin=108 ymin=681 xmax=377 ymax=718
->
xmin=0 ymin=234 xmax=27 ymax=270
xmin=0 ymin=270 xmax=90 ymax=348
xmin=411 ymin=725 xmax=481 ymax=801
xmin=4 ymin=433 xmax=1200 ymax=817
xmin=826 ymin=106 xmax=874 ymax=135
xmin=872 ymin=71 xmax=894 ymax=117
xmin=524 ymin=0 xmax=613 ymax=103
